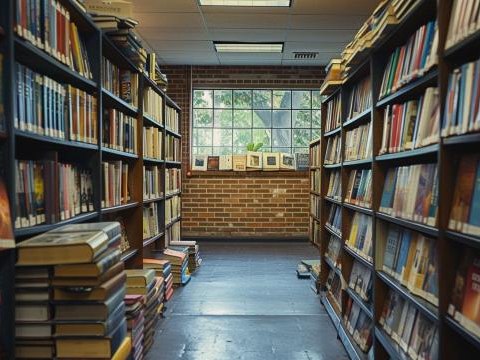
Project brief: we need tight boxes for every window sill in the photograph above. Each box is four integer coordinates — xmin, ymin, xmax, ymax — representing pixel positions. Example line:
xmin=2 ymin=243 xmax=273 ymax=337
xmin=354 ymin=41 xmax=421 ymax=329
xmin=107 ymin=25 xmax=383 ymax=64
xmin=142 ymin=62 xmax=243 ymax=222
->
xmin=188 ymin=170 xmax=308 ymax=178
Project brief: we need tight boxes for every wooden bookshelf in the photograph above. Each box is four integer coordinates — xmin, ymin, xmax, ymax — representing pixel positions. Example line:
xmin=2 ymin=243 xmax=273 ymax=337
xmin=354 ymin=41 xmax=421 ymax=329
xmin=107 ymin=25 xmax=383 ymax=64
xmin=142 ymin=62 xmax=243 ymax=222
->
xmin=309 ymin=0 xmax=480 ymax=358
xmin=0 ymin=1 xmax=182 ymax=357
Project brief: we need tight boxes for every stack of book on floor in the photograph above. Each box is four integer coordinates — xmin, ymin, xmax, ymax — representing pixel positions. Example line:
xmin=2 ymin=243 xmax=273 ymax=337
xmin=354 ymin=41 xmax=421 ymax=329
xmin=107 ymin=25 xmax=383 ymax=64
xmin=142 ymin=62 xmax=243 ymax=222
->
xmin=124 ymin=295 xmax=145 ymax=360
xmin=170 ymin=241 xmax=202 ymax=272
xmin=16 ymin=222 xmax=131 ymax=359
xmin=156 ymin=248 xmax=190 ymax=286
xmin=143 ymin=258 xmax=174 ymax=301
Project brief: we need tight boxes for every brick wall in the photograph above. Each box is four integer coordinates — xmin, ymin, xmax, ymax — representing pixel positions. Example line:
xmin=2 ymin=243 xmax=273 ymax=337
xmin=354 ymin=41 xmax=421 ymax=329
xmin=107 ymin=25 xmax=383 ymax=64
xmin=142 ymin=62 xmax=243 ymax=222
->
xmin=163 ymin=65 xmax=325 ymax=239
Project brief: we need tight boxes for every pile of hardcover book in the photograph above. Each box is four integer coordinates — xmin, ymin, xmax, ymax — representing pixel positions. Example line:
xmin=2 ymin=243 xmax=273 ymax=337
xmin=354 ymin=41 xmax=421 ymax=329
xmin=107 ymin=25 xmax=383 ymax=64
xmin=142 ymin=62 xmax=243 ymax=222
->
xmin=15 ymin=222 xmax=131 ymax=359
xmin=170 ymin=241 xmax=202 ymax=273
xmin=124 ymin=294 xmax=145 ymax=360
xmin=156 ymin=248 xmax=190 ymax=287
xmin=144 ymin=258 xmax=174 ymax=301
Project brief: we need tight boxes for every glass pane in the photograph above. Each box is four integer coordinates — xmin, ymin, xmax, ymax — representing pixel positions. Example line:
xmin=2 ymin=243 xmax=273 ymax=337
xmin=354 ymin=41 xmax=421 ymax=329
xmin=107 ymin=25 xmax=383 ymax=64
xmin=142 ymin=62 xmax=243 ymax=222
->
xmin=272 ymin=147 xmax=291 ymax=154
xmin=253 ymin=110 xmax=272 ymax=128
xmin=233 ymin=90 xmax=252 ymax=108
xmin=214 ymin=109 xmax=233 ymax=128
xmin=233 ymin=129 xmax=252 ymax=147
xmin=293 ymin=129 xmax=311 ymax=147
xmin=273 ymin=90 xmax=291 ymax=109
xmin=193 ymin=128 xmax=212 ymax=147
xmin=233 ymin=147 xmax=246 ymax=155
xmin=312 ymin=110 xmax=321 ymax=128
xmin=312 ymin=90 xmax=322 ymax=109
xmin=272 ymin=110 xmax=291 ymax=128
xmin=213 ymin=147 xmax=232 ymax=155
xmin=193 ymin=109 xmax=213 ymax=127
xmin=292 ymin=90 xmax=311 ymax=109
xmin=294 ymin=147 xmax=309 ymax=154
xmin=214 ymin=90 xmax=232 ymax=108
xmin=213 ymin=129 xmax=232 ymax=147
xmin=233 ymin=110 xmax=252 ymax=128
xmin=312 ymin=128 xmax=321 ymax=140
xmin=272 ymin=129 xmax=291 ymax=147
xmin=253 ymin=90 xmax=272 ymax=109
xmin=193 ymin=90 xmax=212 ymax=108
xmin=193 ymin=146 xmax=212 ymax=155
xmin=252 ymin=129 xmax=271 ymax=147
xmin=293 ymin=110 xmax=311 ymax=128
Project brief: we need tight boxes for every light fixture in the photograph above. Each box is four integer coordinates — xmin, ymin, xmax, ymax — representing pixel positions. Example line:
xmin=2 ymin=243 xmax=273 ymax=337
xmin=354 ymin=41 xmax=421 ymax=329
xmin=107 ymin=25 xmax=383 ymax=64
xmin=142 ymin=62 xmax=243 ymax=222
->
xmin=199 ymin=0 xmax=291 ymax=7
xmin=214 ymin=42 xmax=284 ymax=53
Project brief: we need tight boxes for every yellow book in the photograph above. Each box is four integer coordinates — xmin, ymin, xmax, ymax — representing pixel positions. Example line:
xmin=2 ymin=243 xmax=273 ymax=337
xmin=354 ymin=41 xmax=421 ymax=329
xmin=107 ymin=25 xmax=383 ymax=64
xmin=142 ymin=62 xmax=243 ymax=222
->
xmin=112 ymin=337 xmax=131 ymax=360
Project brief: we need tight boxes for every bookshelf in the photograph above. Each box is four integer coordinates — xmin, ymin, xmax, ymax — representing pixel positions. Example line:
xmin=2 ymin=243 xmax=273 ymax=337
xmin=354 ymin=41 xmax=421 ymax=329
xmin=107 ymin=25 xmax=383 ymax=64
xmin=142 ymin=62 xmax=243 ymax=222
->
xmin=0 ymin=1 xmax=182 ymax=358
xmin=310 ymin=0 xmax=480 ymax=358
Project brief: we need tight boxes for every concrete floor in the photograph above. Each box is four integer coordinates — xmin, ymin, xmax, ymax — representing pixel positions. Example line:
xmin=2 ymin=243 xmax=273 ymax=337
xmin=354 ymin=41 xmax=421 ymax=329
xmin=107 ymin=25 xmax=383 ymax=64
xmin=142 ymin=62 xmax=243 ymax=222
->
xmin=147 ymin=242 xmax=348 ymax=360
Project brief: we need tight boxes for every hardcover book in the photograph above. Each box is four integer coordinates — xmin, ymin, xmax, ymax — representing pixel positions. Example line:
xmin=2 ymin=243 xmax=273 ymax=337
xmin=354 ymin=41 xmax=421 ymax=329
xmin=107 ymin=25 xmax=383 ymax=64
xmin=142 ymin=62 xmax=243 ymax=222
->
xmin=280 ymin=153 xmax=295 ymax=170
xmin=0 ymin=178 xmax=14 ymax=250
xmin=219 ymin=155 xmax=233 ymax=171
xmin=246 ymin=151 xmax=262 ymax=170
xmin=192 ymin=155 xmax=207 ymax=171
xmin=232 ymin=155 xmax=247 ymax=171
xmin=295 ymin=153 xmax=309 ymax=170
xmin=207 ymin=156 xmax=220 ymax=171
xmin=262 ymin=152 xmax=280 ymax=171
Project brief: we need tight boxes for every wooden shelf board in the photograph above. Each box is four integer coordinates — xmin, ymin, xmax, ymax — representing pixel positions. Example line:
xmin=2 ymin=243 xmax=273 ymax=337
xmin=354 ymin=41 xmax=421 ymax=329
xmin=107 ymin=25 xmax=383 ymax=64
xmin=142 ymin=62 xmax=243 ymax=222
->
xmin=310 ymin=166 xmax=322 ymax=170
xmin=143 ymin=196 xmax=165 ymax=204
xmin=321 ymin=87 xmax=341 ymax=105
xmin=443 ymin=133 xmax=480 ymax=146
xmin=120 ymin=248 xmax=138 ymax=262
xmin=337 ymin=319 xmax=369 ymax=360
xmin=343 ymin=202 xmax=373 ymax=216
xmin=343 ymin=108 xmax=371 ymax=129
xmin=166 ymin=128 xmax=181 ymax=138
xmin=346 ymin=287 xmax=373 ymax=320
xmin=143 ymin=74 xmax=165 ymax=97
xmin=377 ymin=271 xmax=439 ymax=323
xmin=15 ymin=130 xmax=99 ymax=150
xmin=445 ymin=316 xmax=480 ymax=351
xmin=310 ymin=138 xmax=321 ymax=146
xmin=374 ymin=326 xmax=404 ymax=360
xmin=446 ymin=230 xmax=480 ymax=250
xmin=325 ymin=196 xmax=342 ymax=206
xmin=375 ymin=144 xmax=439 ymax=162
xmin=165 ymin=191 xmax=181 ymax=199
xmin=143 ymin=232 xmax=164 ymax=247
xmin=343 ymin=245 xmax=373 ymax=269
xmin=143 ymin=113 xmax=164 ymax=129
xmin=165 ymin=94 xmax=182 ymax=111
xmin=324 ymin=163 xmax=342 ymax=169
xmin=376 ymin=212 xmax=439 ymax=237
xmin=143 ymin=157 xmax=164 ymax=164
xmin=101 ymin=202 xmax=140 ymax=214
xmin=444 ymin=29 xmax=480 ymax=66
xmin=101 ymin=147 xmax=139 ymax=160
xmin=165 ymin=216 xmax=181 ymax=229
xmin=310 ymin=190 xmax=321 ymax=196
xmin=325 ymin=256 xmax=342 ymax=277
xmin=342 ymin=158 xmax=372 ymax=168
xmin=14 ymin=211 xmax=99 ymax=237
xmin=166 ymin=160 xmax=182 ymax=167
xmin=325 ymin=224 xmax=342 ymax=239
xmin=101 ymin=88 xmax=139 ymax=117
xmin=323 ymin=127 xmax=341 ymax=138
xmin=310 ymin=214 xmax=321 ymax=222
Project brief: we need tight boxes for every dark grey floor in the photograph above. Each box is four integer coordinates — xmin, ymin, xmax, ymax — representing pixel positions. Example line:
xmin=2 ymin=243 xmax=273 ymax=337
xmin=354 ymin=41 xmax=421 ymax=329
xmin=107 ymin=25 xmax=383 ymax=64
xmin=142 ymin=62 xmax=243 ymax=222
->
xmin=147 ymin=242 xmax=347 ymax=360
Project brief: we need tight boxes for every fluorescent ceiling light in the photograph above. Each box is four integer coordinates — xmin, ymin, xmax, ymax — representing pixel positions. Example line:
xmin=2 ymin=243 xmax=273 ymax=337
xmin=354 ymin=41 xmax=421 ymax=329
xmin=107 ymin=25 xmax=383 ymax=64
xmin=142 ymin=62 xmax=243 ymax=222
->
xmin=199 ymin=0 xmax=291 ymax=7
xmin=214 ymin=42 xmax=284 ymax=53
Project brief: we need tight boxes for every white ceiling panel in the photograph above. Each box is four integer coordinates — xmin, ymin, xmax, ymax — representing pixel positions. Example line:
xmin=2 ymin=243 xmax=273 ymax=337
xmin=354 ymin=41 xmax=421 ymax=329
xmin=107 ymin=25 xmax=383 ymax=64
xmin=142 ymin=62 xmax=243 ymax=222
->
xmin=286 ymin=29 xmax=355 ymax=42
xmin=147 ymin=40 xmax=215 ymax=52
xmin=290 ymin=15 xmax=366 ymax=30
xmin=283 ymin=41 xmax=348 ymax=53
xmin=203 ymin=13 xmax=289 ymax=28
xmin=132 ymin=12 xmax=205 ymax=28
xmin=137 ymin=27 xmax=210 ymax=41
xmin=291 ymin=0 xmax=379 ymax=15
xmin=209 ymin=28 xmax=286 ymax=42
xmin=130 ymin=0 xmax=199 ymax=13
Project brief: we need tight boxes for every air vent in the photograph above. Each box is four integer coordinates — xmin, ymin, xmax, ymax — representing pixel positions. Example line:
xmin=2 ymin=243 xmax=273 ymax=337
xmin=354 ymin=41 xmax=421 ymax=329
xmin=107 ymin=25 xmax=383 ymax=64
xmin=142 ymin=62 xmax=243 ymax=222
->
xmin=293 ymin=52 xmax=318 ymax=59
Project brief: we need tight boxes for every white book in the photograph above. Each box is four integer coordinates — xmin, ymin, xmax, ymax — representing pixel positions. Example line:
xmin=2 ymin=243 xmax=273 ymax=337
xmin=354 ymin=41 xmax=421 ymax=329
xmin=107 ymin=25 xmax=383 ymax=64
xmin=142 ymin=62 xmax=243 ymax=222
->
xmin=192 ymin=155 xmax=207 ymax=171
xmin=219 ymin=155 xmax=232 ymax=171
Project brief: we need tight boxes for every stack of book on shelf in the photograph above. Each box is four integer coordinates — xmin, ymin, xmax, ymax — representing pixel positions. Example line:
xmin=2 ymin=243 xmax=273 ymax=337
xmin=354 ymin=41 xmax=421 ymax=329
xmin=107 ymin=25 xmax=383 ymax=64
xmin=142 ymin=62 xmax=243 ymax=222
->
xmin=143 ymin=258 xmax=174 ymax=301
xmin=346 ymin=213 xmax=373 ymax=263
xmin=343 ymin=296 xmax=373 ymax=353
xmin=325 ymin=94 xmax=341 ymax=132
xmin=326 ymin=171 xmax=341 ymax=200
xmin=102 ymin=161 xmax=130 ymax=208
xmin=346 ymin=76 xmax=372 ymax=119
xmin=166 ymin=168 xmax=181 ymax=195
xmin=310 ymin=141 xmax=321 ymax=167
xmin=165 ymin=195 xmax=181 ymax=225
xmin=143 ymin=89 xmax=163 ymax=124
xmin=143 ymin=165 xmax=163 ymax=200
xmin=344 ymin=122 xmax=372 ymax=161
xmin=325 ymin=235 xmax=342 ymax=267
xmin=324 ymin=135 xmax=341 ymax=165
xmin=325 ymin=268 xmax=343 ymax=311
xmin=143 ymin=203 xmax=160 ymax=241
xmin=344 ymin=169 xmax=372 ymax=208
xmin=349 ymin=261 xmax=373 ymax=303
xmin=320 ymin=59 xmax=344 ymax=95
xmin=170 ymin=241 xmax=203 ymax=273
xmin=102 ymin=57 xmax=139 ymax=108
xmin=446 ymin=0 xmax=480 ymax=50
xmin=156 ymin=248 xmax=190 ymax=287
xmin=327 ymin=204 xmax=342 ymax=235
xmin=311 ymin=169 xmax=321 ymax=193
xmin=166 ymin=135 xmax=181 ymax=162
xmin=16 ymin=222 xmax=130 ymax=359
xmin=379 ymin=289 xmax=438 ymax=358
xmin=166 ymin=105 xmax=180 ymax=133
xmin=102 ymin=109 xmax=138 ymax=154
xmin=143 ymin=126 xmax=163 ymax=160
xmin=124 ymin=294 xmax=144 ymax=360
xmin=310 ymin=194 xmax=321 ymax=219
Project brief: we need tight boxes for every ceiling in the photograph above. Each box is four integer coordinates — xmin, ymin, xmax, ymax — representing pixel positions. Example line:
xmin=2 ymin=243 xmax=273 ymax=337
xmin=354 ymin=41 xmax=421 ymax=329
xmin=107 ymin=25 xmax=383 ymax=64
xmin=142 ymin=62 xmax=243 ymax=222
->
xmin=131 ymin=0 xmax=380 ymax=66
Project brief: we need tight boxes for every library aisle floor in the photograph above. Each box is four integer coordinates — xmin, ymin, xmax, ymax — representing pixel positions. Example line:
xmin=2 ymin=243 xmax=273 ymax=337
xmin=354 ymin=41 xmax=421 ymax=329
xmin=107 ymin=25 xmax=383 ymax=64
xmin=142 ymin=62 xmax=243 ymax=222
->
xmin=147 ymin=242 xmax=347 ymax=360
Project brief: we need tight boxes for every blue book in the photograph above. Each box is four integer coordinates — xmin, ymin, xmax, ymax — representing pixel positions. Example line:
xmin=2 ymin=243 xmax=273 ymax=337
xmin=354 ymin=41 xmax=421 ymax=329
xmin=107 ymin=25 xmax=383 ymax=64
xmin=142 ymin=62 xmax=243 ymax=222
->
xmin=394 ymin=230 xmax=412 ymax=279
xmin=468 ymin=160 xmax=480 ymax=234
xmin=380 ymin=169 xmax=398 ymax=212
xmin=468 ymin=61 xmax=480 ymax=129
xmin=383 ymin=227 xmax=400 ymax=273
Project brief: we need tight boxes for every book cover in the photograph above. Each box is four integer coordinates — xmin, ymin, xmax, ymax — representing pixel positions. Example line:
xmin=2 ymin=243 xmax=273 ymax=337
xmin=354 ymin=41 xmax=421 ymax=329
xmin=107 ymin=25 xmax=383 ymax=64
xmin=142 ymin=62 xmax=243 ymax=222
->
xmin=295 ymin=153 xmax=309 ymax=170
xmin=246 ymin=151 xmax=262 ymax=170
xmin=383 ymin=226 xmax=400 ymax=273
xmin=467 ymin=159 xmax=480 ymax=235
xmin=219 ymin=155 xmax=233 ymax=171
xmin=380 ymin=168 xmax=397 ymax=212
xmin=394 ymin=229 xmax=412 ymax=280
xmin=232 ymin=155 xmax=247 ymax=171
xmin=0 ymin=177 xmax=14 ymax=249
xmin=207 ymin=156 xmax=220 ymax=171
xmin=280 ymin=153 xmax=295 ymax=170
xmin=461 ymin=255 xmax=480 ymax=327
xmin=192 ymin=155 xmax=207 ymax=171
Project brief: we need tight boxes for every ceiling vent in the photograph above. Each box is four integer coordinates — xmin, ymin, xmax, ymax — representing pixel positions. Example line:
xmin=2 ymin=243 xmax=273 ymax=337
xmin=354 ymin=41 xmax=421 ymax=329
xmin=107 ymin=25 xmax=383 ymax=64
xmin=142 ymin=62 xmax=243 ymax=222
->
xmin=293 ymin=52 xmax=318 ymax=59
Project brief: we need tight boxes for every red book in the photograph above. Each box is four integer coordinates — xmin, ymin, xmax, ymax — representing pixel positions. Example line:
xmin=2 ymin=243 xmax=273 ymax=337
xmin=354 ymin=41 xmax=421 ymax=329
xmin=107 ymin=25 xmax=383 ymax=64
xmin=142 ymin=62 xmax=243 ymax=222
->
xmin=461 ymin=256 xmax=480 ymax=327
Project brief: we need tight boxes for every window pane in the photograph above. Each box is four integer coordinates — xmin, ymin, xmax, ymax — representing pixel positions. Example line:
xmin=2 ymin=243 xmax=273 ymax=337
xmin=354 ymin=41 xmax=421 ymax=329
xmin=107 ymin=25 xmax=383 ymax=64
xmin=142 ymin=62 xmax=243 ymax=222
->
xmin=293 ymin=110 xmax=311 ymax=128
xmin=233 ymin=147 xmax=246 ymax=155
xmin=234 ymin=90 xmax=252 ymax=108
xmin=214 ymin=109 xmax=233 ymax=128
xmin=213 ymin=147 xmax=232 ymax=155
xmin=193 ymin=109 xmax=213 ymax=127
xmin=293 ymin=129 xmax=311 ymax=147
xmin=233 ymin=110 xmax=252 ymax=128
xmin=214 ymin=90 xmax=232 ymax=108
xmin=253 ymin=110 xmax=272 ymax=128
xmin=273 ymin=90 xmax=291 ymax=109
xmin=193 ymin=146 xmax=212 ymax=155
xmin=312 ymin=110 xmax=321 ymax=128
xmin=294 ymin=147 xmax=309 ymax=154
xmin=233 ymin=129 xmax=252 ymax=147
xmin=193 ymin=128 xmax=212 ymax=147
xmin=312 ymin=128 xmax=321 ymax=140
xmin=273 ymin=110 xmax=291 ymax=128
xmin=253 ymin=90 xmax=272 ymax=109
xmin=272 ymin=129 xmax=291 ymax=147
xmin=292 ymin=90 xmax=311 ymax=109
xmin=312 ymin=90 xmax=322 ymax=109
xmin=272 ymin=147 xmax=291 ymax=153
xmin=193 ymin=90 xmax=212 ymax=108
xmin=253 ymin=129 xmax=271 ymax=147
xmin=213 ymin=129 xmax=232 ymax=147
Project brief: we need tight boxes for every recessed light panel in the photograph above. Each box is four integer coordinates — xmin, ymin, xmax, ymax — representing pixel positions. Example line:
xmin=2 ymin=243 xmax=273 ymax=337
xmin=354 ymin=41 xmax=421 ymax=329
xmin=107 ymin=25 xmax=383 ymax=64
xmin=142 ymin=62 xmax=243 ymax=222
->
xmin=199 ymin=0 xmax=291 ymax=7
xmin=214 ymin=42 xmax=284 ymax=53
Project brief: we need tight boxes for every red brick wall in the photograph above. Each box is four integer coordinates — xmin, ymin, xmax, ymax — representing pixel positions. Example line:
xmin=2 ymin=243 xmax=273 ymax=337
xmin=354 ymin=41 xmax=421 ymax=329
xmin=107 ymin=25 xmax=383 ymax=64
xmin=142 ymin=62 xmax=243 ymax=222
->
xmin=163 ymin=65 xmax=325 ymax=239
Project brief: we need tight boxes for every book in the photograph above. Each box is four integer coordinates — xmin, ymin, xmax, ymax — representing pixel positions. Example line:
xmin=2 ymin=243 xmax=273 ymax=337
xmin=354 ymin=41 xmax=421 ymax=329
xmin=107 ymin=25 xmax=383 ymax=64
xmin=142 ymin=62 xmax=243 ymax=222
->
xmin=232 ymin=155 xmax=247 ymax=171
xmin=165 ymin=195 xmax=181 ymax=225
xmin=246 ymin=152 xmax=262 ymax=170
xmin=327 ymin=204 xmax=342 ymax=234
xmin=166 ymin=135 xmax=181 ymax=162
xmin=446 ymin=0 xmax=480 ymax=49
xmin=344 ymin=121 xmax=372 ymax=161
xmin=165 ymin=168 xmax=181 ymax=195
xmin=280 ymin=153 xmax=295 ymax=170
xmin=143 ymin=203 xmax=160 ymax=240
xmin=125 ymin=269 xmax=156 ymax=288
xmin=346 ymin=76 xmax=372 ymax=120
xmin=103 ymin=108 xmax=138 ymax=154
xmin=143 ymin=87 xmax=163 ymax=123
xmin=102 ymin=161 xmax=130 ymax=208
xmin=346 ymin=212 xmax=373 ymax=261
xmin=166 ymin=105 xmax=180 ymax=133
xmin=344 ymin=169 xmax=372 ymax=207
xmin=324 ymin=135 xmax=341 ymax=165
xmin=295 ymin=153 xmax=309 ymax=170
xmin=207 ymin=156 xmax=220 ymax=171
xmin=310 ymin=142 xmax=321 ymax=167
xmin=144 ymin=165 xmax=163 ymax=200
xmin=143 ymin=126 xmax=163 ymax=160
xmin=192 ymin=155 xmax=207 ymax=171
xmin=326 ymin=170 xmax=341 ymax=200
xmin=219 ymin=155 xmax=233 ymax=170
xmin=262 ymin=152 xmax=280 ymax=171
xmin=325 ymin=93 xmax=341 ymax=132
xmin=102 ymin=57 xmax=139 ymax=108
xmin=0 ymin=177 xmax=14 ymax=250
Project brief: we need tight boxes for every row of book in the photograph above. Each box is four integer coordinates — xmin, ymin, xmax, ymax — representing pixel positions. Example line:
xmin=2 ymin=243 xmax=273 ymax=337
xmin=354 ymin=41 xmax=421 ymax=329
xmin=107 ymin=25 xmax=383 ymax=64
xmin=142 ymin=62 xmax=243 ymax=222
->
xmin=442 ymin=58 xmax=480 ymax=137
xmin=310 ymin=142 xmax=321 ymax=167
xmin=346 ymin=212 xmax=373 ymax=262
xmin=143 ymin=87 xmax=163 ymax=124
xmin=380 ymin=289 xmax=438 ymax=359
xmin=16 ymin=63 xmax=98 ymax=144
xmin=166 ymin=221 xmax=181 ymax=243
xmin=343 ymin=295 xmax=373 ymax=353
xmin=326 ymin=269 xmax=342 ymax=311
xmin=166 ymin=105 xmax=180 ymax=133
xmin=15 ymin=0 xmax=93 ymax=79
xmin=15 ymin=222 xmax=129 ymax=359
xmin=15 ymin=159 xmax=94 ymax=229
xmin=166 ymin=195 xmax=181 ymax=225
xmin=326 ymin=170 xmax=341 ymax=200
xmin=192 ymin=153 xmax=306 ymax=171
xmin=325 ymin=235 xmax=341 ymax=267
xmin=449 ymin=154 xmax=480 ymax=236
xmin=324 ymin=135 xmax=341 ymax=165
xmin=379 ymin=87 xmax=440 ymax=155
xmin=347 ymin=76 xmax=372 ymax=120
xmin=143 ymin=126 xmax=163 ymax=160
xmin=143 ymin=203 xmax=160 ymax=241
xmin=166 ymin=135 xmax=181 ymax=162
xmin=344 ymin=122 xmax=372 ymax=161
xmin=143 ymin=165 xmax=163 ymax=201
xmin=446 ymin=0 xmax=480 ymax=50
xmin=325 ymin=94 xmax=341 ymax=132
xmin=327 ymin=204 xmax=342 ymax=235
xmin=311 ymin=169 xmax=321 ymax=193
xmin=379 ymin=20 xmax=438 ymax=98
xmin=103 ymin=108 xmax=138 ymax=154
xmin=381 ymin=224 xmax=438 ymax=305
xmin=380 ymin=163 xmax=438 ymax=226
xmin=102 ymin=161 xmax=130 ymax=208
xmin=349 ymin=260 xmax=372 ymax=303
xmin=345 ymin=169 xmax=372 ymax=208
xmin=166 ymin=168 xmax=181 ymax=195
xmin=310 ymin=194 xmax=321 ymax=219
xmin=102 ymin=57 xmax=139 ymax=108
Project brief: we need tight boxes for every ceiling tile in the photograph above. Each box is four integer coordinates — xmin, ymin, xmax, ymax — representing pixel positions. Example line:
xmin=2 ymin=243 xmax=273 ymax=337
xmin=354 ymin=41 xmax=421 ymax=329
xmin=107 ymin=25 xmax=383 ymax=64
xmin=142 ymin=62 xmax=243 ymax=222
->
xmin=148 ymin=40 xmax=215 ymax=52
xmin=283 ymin=41 xmax=348 ymax=53
xmin=286 ymin=29 xmax=355 ymax=42
xmin=290 ymin=15 xmax=366 ymax=30
xmin=130 ymin=0 xmax=199 ymax=13
xmin=203 ymin=13 xmax=289 ymax=29
xmin=209 ymin=28 xmax=286 ymax=42
xmin=137 ymin=27 xmax=210 ymax=41
xmin=132 ymin=12 xmax=205 ymax=28
xmin=291 ymin=0 xmax=379 ymax=15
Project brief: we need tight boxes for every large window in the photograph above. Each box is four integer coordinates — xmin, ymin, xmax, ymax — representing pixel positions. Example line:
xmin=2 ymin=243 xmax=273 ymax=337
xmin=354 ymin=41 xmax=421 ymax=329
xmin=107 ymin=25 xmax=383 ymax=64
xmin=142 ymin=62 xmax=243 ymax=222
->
xmin=192 ymin=89 xmax=321 ymax=157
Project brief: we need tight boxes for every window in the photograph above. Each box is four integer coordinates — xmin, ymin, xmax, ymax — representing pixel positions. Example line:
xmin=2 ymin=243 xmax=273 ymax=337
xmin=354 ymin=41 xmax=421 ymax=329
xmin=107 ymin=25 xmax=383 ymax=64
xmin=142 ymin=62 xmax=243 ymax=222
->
xmin=192 ymin=89 xmax=322 ymax=157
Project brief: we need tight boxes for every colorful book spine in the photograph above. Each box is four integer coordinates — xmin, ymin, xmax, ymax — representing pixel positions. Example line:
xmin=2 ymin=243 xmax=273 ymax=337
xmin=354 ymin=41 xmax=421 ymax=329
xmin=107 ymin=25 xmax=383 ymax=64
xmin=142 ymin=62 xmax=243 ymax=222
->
xmin=103 ymin=109 xmax=138 ymax=154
